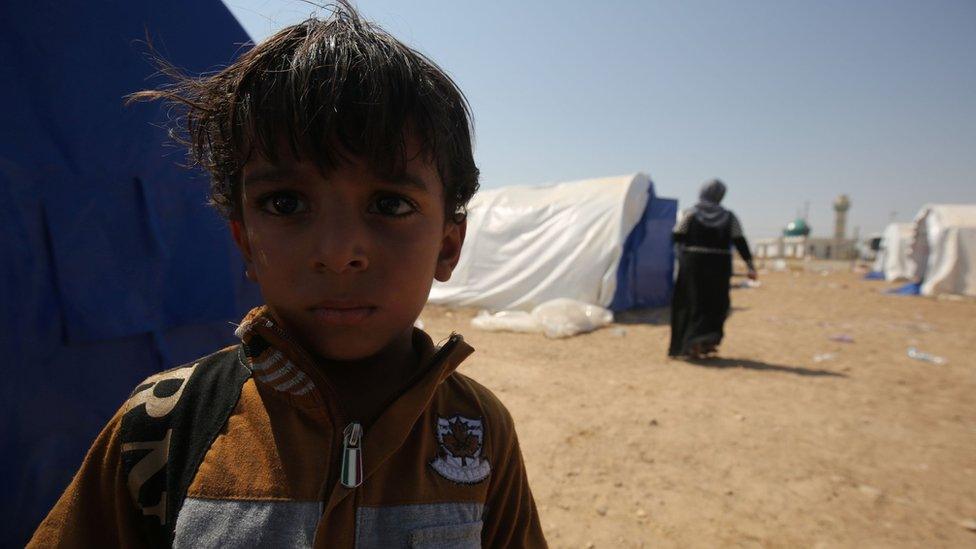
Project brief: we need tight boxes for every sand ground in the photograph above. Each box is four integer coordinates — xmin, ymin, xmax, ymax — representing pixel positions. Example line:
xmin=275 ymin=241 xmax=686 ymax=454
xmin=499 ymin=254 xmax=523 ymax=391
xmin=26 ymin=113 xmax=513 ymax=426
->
xmin=419 ymin=267 xmax=976 ymax=548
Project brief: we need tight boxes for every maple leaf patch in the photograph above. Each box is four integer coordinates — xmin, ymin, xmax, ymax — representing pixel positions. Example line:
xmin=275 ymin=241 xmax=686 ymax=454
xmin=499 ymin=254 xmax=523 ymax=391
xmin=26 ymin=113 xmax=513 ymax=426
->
xmin=430 ymin=415 xmax=491 ymax=484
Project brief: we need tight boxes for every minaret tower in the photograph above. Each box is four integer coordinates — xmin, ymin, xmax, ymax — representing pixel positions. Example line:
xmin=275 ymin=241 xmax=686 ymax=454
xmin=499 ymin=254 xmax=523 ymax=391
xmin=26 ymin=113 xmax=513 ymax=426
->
xmin=833 ymin=194 xmax=850 ymax=240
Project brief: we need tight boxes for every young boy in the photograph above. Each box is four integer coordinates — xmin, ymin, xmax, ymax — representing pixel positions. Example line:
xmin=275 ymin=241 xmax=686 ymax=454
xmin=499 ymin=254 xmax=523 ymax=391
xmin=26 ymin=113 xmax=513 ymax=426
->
xmin=30 ymin=5 xmax=546 ymax=548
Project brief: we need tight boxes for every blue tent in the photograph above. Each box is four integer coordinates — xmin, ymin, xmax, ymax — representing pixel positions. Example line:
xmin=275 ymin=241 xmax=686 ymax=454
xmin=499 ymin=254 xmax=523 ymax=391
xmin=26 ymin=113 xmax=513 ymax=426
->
xmin=0 ymin=1 xmax=259 ymax=543
xmin=610 ymin=187 xmax=677 ymax=310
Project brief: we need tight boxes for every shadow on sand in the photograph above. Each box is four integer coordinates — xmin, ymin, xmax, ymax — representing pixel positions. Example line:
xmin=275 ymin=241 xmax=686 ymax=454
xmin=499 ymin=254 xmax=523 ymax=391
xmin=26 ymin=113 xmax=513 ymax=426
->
xmin=614 ymin=307 xmax=670 ymax=325
xmin=615 ymin=306 xmax=749 ymax=325
xmin=681 ymin=357 xmax=847 ymax=378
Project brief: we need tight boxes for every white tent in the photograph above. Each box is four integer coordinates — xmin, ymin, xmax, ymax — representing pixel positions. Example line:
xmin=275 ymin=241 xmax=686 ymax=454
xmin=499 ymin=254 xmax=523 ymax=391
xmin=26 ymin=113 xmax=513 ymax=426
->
xmin=428 ymin=173 xmax=676 ymax=311
xmin=872 ymin=222 xmax=916 ymax=281
xmin=909 ymin=204 xmax=976 ymax=297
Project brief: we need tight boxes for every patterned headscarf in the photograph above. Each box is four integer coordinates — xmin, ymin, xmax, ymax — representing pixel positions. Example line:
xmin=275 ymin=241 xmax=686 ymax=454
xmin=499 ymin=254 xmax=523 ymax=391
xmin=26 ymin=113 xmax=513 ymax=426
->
xmin=692 ymin=178 xmax=731 ymax=228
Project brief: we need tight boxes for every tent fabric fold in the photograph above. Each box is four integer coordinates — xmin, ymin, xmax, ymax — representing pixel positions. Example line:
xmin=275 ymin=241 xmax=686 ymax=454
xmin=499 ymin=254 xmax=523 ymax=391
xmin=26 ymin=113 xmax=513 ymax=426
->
xmin=429 ymin=173 xmax=676 ymax=312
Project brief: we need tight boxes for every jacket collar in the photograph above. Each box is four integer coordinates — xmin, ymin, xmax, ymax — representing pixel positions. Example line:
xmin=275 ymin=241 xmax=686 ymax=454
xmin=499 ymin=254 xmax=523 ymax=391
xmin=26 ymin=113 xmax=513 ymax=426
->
xmin=234 ymin=305 xmax=473 ymax=413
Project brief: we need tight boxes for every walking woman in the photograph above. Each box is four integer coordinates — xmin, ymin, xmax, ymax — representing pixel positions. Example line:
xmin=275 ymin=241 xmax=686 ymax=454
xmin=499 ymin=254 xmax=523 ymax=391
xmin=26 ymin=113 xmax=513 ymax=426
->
xmin=669 ymin=179 xmax=756 ymax=359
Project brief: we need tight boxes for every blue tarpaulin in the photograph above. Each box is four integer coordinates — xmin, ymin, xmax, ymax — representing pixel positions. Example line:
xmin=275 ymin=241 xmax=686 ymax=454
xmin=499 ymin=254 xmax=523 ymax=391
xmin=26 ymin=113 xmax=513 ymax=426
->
xmin=887 ymin=282 xmax=922 ymax=296
xmin=0 ymin=1 xmax=259 ymax=543
xmin=610 ymin=187 xmax=677 ymax=310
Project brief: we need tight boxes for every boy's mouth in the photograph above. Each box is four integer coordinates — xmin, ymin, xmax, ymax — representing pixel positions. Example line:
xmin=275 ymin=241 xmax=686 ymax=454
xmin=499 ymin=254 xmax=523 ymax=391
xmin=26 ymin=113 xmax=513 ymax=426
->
xmin=309 ymin=301 xmax=376 ymax=326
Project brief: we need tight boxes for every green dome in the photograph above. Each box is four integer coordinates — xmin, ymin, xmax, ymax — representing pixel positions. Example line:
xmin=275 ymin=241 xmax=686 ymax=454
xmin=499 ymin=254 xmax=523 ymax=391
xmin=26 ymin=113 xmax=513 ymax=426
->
xmin=783 ymin=218 xmax=811 ymax=237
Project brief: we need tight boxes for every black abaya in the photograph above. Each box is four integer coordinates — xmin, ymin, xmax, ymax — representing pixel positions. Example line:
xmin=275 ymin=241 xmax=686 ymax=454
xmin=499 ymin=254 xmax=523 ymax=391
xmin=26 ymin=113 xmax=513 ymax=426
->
xmin=668 ymin=206 xmax=752 ymax=357
xmin=668 ymin=248 xmax=732 ymax=356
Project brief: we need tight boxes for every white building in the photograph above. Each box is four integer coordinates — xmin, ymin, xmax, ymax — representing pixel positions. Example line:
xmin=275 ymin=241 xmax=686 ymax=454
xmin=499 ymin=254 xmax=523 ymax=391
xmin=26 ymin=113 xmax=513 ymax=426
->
xmin=753 ymin=195 xmax=858 ymax=260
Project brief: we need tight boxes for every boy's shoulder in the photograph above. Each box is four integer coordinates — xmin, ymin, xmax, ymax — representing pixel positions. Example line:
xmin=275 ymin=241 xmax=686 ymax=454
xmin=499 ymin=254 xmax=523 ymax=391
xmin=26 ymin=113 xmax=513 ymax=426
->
xmin=118 ymin=343 xmax=250 ymax=544
xmin=433 ymin=370 xmax=519 ymax=448
xmin=440 ymin=371 xmax=512 ymax=416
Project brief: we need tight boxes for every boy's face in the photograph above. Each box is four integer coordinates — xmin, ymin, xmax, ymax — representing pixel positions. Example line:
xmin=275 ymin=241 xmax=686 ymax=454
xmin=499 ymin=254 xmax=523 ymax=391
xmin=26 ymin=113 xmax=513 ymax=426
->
xmin=231 ymin=133 xmax=465 ymax=362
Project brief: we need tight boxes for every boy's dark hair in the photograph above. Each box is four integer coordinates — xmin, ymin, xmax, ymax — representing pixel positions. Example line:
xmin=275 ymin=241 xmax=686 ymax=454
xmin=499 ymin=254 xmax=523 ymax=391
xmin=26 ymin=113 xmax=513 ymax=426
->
xmin=130 ymin=2 xmax=479 ymax=222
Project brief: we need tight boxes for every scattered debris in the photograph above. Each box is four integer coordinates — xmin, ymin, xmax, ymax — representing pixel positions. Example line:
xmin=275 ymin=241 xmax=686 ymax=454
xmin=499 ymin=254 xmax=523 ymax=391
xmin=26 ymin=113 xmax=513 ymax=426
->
xmin=649 ymin=419 xmax=659 ymax=427
xmin=609 ymin=327 xmax=628 ymax=337
xmin=635 ymin=508 xmax=648 ymax=519
xmin=595 ymin=505 xmax=608 ymax=516
xmin=907 ymin=347 xmax=948 ymax=365
xmin=829 ymin=334 xmax=855 ymax=343
xmin=813 ymin=353 xmax=837 ymax=363
xmin=857 ymin=484 xmax=885 ymax=503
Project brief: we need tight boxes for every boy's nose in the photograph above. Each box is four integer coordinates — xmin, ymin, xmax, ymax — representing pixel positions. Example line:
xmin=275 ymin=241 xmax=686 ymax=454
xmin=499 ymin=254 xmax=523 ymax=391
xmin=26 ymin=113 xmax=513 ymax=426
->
xmin=311 ymin=215 xmax=369 ymax=274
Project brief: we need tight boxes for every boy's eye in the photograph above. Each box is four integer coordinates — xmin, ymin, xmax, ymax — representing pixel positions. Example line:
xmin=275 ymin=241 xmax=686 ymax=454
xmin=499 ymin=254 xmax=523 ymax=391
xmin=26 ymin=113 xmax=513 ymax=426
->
xmin=260 ymin=193 xmax=308 ymax=216
xmin=369 ymin=195 xmax=417 ymax=217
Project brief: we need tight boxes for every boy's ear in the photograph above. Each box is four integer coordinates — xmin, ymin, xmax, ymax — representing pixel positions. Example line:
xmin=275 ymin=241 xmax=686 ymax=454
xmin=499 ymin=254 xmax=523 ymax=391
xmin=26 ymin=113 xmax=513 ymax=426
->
xmin=434 ymin=219 xmax=466 ymax=282
xmin=230 ymin=220 xmax=257 ymax=280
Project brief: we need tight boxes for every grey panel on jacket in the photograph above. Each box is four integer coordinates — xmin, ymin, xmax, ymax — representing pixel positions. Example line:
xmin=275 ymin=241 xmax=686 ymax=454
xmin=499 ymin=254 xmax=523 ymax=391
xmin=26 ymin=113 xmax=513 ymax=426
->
xmin=173 ymin=498 xmax=321 ymax=548
xmin=355 ymin=502 xmax=484 ymax=548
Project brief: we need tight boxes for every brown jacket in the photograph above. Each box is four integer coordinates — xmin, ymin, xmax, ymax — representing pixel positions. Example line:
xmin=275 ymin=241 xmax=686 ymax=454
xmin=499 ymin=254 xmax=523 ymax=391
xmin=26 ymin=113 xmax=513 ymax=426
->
xmin=31 ymin=307 xmax=546 ymax=548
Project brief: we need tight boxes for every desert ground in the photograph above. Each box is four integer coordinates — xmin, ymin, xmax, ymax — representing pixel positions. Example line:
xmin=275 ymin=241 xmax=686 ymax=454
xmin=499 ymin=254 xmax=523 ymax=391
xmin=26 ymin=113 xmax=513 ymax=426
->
xmin=419 ymin=265 xmax=976 ymax=548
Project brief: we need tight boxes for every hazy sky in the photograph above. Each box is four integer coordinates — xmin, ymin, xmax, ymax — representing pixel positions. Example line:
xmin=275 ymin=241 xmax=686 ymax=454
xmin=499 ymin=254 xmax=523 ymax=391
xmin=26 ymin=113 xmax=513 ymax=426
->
xmin=222 ymin=0 xmax=976 ymax=238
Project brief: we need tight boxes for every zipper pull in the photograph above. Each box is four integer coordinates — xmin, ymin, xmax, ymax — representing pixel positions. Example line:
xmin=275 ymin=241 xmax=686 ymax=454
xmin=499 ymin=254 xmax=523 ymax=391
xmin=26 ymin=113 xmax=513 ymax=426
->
xmin=340 ymin=422 xmax=364 ymax=488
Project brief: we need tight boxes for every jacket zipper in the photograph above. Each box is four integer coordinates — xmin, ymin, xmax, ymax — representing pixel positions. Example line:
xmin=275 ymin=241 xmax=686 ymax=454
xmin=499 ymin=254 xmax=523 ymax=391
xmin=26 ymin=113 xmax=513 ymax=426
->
xmin=340 ymin=422 xmax=364 ymax=488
